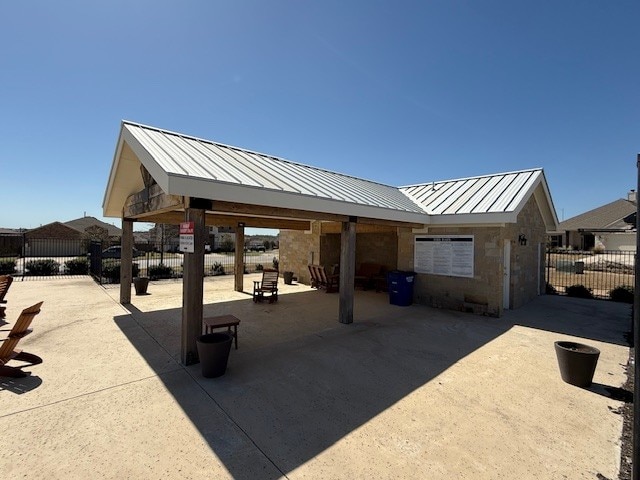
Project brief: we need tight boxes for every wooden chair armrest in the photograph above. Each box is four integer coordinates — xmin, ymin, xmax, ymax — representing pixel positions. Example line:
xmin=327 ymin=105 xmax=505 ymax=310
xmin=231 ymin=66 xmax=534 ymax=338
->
xmin=9 ymin=329 xmax=32 ymax=339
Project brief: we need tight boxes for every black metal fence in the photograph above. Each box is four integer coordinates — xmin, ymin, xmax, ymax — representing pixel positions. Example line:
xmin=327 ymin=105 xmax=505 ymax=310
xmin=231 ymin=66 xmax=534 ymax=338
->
xmin=545 ymin=249 xmax=635 ymax=300
xmin=0 ymin=237 xmax=279 ymax=283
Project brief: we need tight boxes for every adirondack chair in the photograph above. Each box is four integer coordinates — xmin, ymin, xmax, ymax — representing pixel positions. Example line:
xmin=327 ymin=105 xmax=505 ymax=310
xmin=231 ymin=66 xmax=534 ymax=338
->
xmin=308 ymin=265 xmax=339 ymax=293
xmin=0 ymin=301 xmax=43 ymax=377
xmin=253 ymin=269 xmax=279 ymax=303
xmin=0 ymin=275 xmax=13 ymax=319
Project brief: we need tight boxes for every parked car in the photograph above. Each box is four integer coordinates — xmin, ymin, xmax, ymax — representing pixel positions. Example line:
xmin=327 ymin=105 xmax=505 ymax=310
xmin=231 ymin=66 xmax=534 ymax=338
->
xmin=247 ymin=243 xmax=266 ymax=252
xmin=102 ymin=246 xmax=144 ymax=258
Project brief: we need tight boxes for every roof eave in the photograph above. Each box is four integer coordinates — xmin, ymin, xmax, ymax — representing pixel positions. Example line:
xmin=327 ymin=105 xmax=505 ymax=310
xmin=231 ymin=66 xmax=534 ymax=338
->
xmin=166 ymin=174 xmax=430 ymax=225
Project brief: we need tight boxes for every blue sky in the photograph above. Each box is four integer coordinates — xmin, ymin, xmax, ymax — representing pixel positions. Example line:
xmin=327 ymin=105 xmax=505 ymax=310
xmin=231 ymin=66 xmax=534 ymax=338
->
xmin=1 ymin=1 xmax=638 ymax=234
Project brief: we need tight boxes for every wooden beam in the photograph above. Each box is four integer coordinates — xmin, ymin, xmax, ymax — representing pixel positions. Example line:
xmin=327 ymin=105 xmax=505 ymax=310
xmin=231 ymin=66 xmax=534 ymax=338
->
xmin=320 ymin=222 xmax=398 ymax=235
xmin=357 ymin=217 xmax=424 ymax=229
xmin=123 ymin=184 xmax=184 ymax=218
xmin=234 ymin=224 xmax=245 ymax=292
xmin=120 ymin=219 xmax=133 ymax=304
xmin=181 ymin=208 xmax=206 ymax=366
xmin=140 ymin=211 xmax=310 ymax=230
xmin=212 ymin=200 xmax=349 ymax=223
xmin=339 ymin=219 xmax=356 ymax=324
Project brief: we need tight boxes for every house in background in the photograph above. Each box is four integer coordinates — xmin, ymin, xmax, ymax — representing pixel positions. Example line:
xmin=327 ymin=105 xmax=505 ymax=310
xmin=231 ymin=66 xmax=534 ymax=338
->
xmin=64 ymin=215 xmax=122 ymax=243
xmin=550 ymin=190 xmax=637 ymax=251
xmin=0 ymin=228 xmax=24 ymax=256
xmin=22 ymin=216 xmax=123 ymax=256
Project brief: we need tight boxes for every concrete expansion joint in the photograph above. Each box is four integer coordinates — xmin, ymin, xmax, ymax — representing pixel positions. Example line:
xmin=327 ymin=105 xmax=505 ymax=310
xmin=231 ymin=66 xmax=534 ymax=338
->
xmin=0 ymin=373 xmax=167 ymax=420
xmin=184 ymin=367 xmax=290 ymax=479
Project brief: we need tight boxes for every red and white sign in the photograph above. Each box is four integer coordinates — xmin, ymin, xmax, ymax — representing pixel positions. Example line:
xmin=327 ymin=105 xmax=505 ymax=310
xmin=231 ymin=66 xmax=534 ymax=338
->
xmin=179 ymin=222 xmax=195 ymax=253
xmin=180 ymin=222 xmax=194 ymax=235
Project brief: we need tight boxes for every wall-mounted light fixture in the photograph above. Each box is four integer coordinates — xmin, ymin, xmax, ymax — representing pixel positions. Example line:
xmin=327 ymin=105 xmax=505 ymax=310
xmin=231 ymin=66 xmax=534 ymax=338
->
xmin=518 ymin=234 xmax=527 ymax=246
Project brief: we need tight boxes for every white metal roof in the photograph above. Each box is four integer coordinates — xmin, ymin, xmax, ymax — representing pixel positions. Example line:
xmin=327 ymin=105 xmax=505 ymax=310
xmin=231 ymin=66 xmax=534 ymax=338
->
xmin=103 ymin=121 xmax=427 ymax=223
xmin=400 ymin=169 xmax=558 ymax=227
xmin=103 ymin=121 xmax=558 ymax=229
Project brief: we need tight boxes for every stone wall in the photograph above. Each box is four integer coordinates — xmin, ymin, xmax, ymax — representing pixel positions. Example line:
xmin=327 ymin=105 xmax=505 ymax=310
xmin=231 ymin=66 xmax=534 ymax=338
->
xmin=280 ymin=224 xmax=399 ymax=282
xmin=505 ymin=195 xmax=548 ymax=309
xmin=281 ymin=196 xmax=547 ymax=317
xmin=279 ymin=222 xmax=321 ymax=284
xmin=355 ymin=232 xmax=398 ymax=271
xmin=405 ymin=226 xmax=504 ymax=316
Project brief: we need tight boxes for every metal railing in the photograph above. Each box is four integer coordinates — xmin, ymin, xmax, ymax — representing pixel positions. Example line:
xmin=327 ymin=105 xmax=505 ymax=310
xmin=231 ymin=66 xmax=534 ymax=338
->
xmin=545 ymin=249 xmax=635 ymax=300
xmin=0 ymin=237 xmax=279 ymax=283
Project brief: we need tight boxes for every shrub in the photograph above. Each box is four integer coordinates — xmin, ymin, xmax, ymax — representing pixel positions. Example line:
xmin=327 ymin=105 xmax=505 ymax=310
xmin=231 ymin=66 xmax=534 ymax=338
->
xmin=545 ymin=282 xmax=558 ymax=295
xmin=65 ymin=257 xmax=88 ymax=275
xmin=211 ymin=262 xmax=225 ymax=276
xmin=148 ymin=263 xmax=173 ymax=280
xmin=102 ymin=262 xmax=139 ymax=283
xmin=565 ymin=284 xmax=594 ymax=299
xmin=610 ymin=285 xmax=634 ymax=304
xmin=25 ymin=259 xmax=59 ymax=276
xmin=256 ymin=263 xmax=264 ymax=271
xmin=272 ymin=257 xmax=279 ymax=270
xmin=0 ymin=259 xmax=16 ymax=274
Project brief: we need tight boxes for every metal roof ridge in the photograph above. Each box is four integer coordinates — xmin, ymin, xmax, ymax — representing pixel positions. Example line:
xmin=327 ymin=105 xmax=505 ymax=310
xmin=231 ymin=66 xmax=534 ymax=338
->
xmin=398 ymin=167 xmax=543 ymax=189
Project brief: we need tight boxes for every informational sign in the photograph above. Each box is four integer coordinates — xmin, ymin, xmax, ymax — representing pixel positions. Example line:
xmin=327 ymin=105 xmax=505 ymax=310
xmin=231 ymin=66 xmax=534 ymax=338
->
xmin=179 ymin=222 xmax=194 ymax=253
xmin=414 ymin=235 xmax=474 ymax=278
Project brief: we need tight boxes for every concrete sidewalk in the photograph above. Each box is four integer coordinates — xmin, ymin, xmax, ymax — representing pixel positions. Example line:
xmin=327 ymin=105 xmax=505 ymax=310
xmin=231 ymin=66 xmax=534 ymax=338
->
xmin=1 ymin=276 xmax=631 ymax=479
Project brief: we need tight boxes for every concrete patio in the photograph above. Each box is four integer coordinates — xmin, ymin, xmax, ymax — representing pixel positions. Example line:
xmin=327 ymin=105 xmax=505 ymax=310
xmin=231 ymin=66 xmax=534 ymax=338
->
xmin=1 ymin=275 xmax=631 ymax=479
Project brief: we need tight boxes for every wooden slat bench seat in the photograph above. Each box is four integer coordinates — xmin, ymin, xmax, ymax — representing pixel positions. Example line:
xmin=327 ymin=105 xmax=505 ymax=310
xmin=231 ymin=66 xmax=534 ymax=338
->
xmin=203 ymin=315 xmax=241 ymax=350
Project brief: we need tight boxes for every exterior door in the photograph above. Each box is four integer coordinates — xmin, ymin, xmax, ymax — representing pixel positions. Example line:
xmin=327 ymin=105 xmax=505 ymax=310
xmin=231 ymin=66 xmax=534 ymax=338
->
xmin=503 ymin=241 xmax=511 ymax=310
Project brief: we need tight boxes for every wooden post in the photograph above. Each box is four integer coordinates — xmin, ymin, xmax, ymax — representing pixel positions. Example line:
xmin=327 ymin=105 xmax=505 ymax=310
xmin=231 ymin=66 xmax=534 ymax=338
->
xmin=120 ymin=219 xmax=133 ymax=304
xmin=235 ymin=223 xmax=245 ymax=292
xmin=181 ymin=207 xmax=206 ymax=366
xmin=339 ymin=218 xmax=357 ymax=324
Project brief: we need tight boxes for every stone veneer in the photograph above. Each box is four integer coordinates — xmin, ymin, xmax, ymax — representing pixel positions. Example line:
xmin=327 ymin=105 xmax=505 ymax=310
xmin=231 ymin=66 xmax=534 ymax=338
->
xmin=505 ymin=194 xmax=548 ymax=309
xmin=280 ymin=195 xmax=548 ymax=317
xmin=278 ymin=222 xmax=321 ymax=285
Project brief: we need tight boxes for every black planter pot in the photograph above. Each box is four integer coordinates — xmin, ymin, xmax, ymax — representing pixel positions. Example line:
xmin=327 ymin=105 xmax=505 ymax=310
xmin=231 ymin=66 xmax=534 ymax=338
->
xmin=554 ymin=341 xmax=600 ymax=387
xmin=197 ymin=333 xmax=233 ymax=378
xmin=133 ymin=277 xmax=149 ymax=295
xmin=283 ymin=271 xmax=294 ymax=285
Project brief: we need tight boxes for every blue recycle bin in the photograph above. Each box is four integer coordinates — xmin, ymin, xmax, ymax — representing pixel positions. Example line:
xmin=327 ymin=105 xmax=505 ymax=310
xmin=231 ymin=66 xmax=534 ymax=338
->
xmin=387 ymin=271 xmax=416 ymax=306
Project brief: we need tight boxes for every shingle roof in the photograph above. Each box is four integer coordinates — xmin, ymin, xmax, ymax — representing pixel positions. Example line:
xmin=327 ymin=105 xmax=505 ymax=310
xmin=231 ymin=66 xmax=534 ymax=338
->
xmin=64 ymin=216 xmax=122 ymax=237
xmin=558 ymin=199 xmax=636 ymax=231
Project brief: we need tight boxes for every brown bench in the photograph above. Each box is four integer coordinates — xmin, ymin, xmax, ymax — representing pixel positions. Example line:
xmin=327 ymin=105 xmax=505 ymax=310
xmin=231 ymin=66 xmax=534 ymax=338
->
xmin=203 ymin=315 xmax=240 ymax=350
xmin=355 ymin=263 xmax=384 ymax=290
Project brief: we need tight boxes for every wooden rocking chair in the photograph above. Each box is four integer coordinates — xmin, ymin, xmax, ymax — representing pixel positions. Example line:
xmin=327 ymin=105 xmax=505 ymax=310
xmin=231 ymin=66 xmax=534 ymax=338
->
xmin=253 ymin=269 xmax=279 ymax=303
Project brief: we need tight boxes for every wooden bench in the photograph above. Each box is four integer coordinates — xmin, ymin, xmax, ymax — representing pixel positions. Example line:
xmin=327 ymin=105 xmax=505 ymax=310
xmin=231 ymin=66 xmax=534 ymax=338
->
xmin=355 ymin=263 xmax=385 ymax=290
xmin=203 ymin=315 xmax=241 ymax=350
